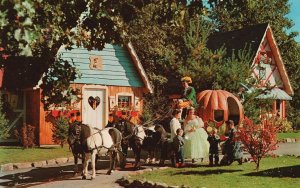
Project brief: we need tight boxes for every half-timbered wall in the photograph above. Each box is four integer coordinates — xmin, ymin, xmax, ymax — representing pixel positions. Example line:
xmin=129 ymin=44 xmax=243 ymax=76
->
xmin=252 ymin=37 xmax=284 ymax=88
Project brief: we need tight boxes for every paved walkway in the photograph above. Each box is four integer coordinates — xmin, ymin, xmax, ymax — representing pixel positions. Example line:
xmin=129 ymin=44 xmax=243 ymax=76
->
xmin=274 ymin=142 xmax=300 ymax=156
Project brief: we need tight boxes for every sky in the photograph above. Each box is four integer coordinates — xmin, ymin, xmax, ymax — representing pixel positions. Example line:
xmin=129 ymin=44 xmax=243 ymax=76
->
xmin=287 ymin=0 xmax=300 ymax=42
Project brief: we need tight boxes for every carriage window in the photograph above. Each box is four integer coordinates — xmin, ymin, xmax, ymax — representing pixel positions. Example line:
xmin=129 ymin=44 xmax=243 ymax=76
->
xmin=214 ymin=110 xmax=224 ymax=122
xmin=118 ymin=96 xmax=132 ymax=110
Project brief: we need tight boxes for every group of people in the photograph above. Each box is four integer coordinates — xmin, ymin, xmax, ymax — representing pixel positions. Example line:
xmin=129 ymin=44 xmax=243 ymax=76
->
xmin=170 ymin=76 xmax=243 ymax=167
xmin=170 ymin=107 xmax=210 ymax=167
xmin=170 ymin=108 xmax=242 ymax=167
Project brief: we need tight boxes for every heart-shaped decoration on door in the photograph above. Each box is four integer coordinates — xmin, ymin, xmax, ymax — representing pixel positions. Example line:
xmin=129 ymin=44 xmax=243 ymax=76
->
xmin=88 ymin=96 xmax=101 ymax=110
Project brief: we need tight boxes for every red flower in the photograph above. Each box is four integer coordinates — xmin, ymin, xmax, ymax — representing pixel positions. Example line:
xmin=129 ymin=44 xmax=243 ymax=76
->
xmin=2 ymin=54 xmax=9 ymax=59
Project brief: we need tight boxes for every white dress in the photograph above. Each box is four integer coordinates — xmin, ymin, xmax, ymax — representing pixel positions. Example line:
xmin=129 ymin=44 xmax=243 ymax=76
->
xmin=170 ymin=117 xmax=181 ymax=141
xmin=183 ymin=117 xmax=209 ymax=159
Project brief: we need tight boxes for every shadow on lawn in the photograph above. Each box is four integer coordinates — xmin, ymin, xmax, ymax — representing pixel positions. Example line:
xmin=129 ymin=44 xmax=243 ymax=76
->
xmin=174 ymin=169 xmax=243 ymax=176
xmin=244 ymin=165 xmax=300 ymax=178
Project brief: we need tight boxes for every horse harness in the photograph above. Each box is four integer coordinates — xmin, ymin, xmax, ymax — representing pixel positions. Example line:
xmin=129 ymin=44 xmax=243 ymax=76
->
xmin=68 ymin=121 xmax=83 ymax=152
xmin=89 ymin=128 xmax=123 ymax=156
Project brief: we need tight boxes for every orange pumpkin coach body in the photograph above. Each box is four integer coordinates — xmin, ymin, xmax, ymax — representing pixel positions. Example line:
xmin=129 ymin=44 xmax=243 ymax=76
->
xmin=197 ymin=90 xmax=244 ymax=129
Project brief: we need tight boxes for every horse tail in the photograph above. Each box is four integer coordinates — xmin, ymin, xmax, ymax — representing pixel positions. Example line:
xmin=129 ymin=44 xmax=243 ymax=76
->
xmin=108 ymin=128 xmax=122 ymax=149
xmin=108 ymin=128 xmax=123 ymax=164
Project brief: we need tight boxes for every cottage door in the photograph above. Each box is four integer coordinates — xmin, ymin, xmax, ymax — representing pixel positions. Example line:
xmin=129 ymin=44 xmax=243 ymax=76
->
xmin=82 ymin=87 xmax=107 ymax=129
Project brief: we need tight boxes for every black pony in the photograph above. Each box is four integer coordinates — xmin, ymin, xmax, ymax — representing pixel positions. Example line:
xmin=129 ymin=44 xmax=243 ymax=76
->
xmin=117 ymin=119 xmax=165 ymax=169
xmin=116 ymin=120 xmax=145 ymax=169
xmin=153 ymin=124 xmax=176 ymax=166
xmin=142 ymin=126 xmax=162 ymax=164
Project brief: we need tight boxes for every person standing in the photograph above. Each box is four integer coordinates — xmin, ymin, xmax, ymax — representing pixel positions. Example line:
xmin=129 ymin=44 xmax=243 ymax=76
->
xmin=224 ymin=120 xmax=243 ymax=165
xmin=183 ymin=107 xmax=209 ymax=163
xmin=173 ymin=128 xmax=185 ymax=168
xmin=207 ymin=128 xmax=220 ymax=166
xmin=115 ymin=111 xmax=131 ymax=157
xmin=105 ymin=113 xmax=116 ymax=128
xmin=170 ymin=109 xmax=182 ymax=142
xmin=179 ymin=76 xmax=197 ymax=119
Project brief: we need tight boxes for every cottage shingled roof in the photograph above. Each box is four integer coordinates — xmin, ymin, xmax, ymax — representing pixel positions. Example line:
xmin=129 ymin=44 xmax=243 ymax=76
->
xmin=207 ymin=23 xmax=268 ymax=57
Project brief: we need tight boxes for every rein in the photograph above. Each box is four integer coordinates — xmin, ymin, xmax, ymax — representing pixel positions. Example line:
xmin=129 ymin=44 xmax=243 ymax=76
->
xmin=139 ymin=107 xmax=173 ymax=127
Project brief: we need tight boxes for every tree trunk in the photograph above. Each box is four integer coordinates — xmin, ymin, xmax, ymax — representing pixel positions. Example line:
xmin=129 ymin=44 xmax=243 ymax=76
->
xmin=255 ymin=159 xmax=260 ymax=171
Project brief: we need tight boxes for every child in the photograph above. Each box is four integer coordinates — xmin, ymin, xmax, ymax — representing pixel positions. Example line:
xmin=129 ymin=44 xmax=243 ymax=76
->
xmin=207 ymin=128 xmax=220 ymax=166
xmin=173 ymin=128 xmax=185 ymax=167
xmin=105 ymin=113 xmax=116 ymax=128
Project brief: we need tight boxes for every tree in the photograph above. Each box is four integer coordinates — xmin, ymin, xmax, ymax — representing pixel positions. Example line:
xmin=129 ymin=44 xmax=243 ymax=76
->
xmin=0 ymin=0 xmax=146 ymax=109
xmin=237 ymin=116 xmax=279 ymax=170
xmin=177 ymin=17 xmax=254 ymax=92
xmin=52 ymin=116 xmax=69 ymax=148
xmin=208 ymin=0 xmax=300 ymax=127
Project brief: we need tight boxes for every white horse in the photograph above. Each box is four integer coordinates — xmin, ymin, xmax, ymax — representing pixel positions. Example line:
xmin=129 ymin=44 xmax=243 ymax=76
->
xmin=81 ymin=125 xmax=123 ymax=179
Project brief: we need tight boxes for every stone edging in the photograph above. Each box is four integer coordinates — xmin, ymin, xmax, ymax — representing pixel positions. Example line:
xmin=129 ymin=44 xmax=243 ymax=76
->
xmin=0 ymin=157 xmax=74 ymax=173
xmin=116 ymin=167 xmax=189 ymax=188
xmin=279 ymin=138 xmax=300 ymax=143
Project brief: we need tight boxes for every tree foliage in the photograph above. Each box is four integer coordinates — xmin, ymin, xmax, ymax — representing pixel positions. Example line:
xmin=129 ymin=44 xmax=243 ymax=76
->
xmin=237 ymin=117 xmax=279 ymax=170
xmin=178 ymin=17 xmax=254 ymax=92
xmin=52 ymin=116 xmax=69 ymax=148
xmin=0 ymin=0 xmax=145 ymax=108
xmin=41 ymin=57 xmax=78 ymax=109
xmin=1 ymin=0 xmax=299 ymax=128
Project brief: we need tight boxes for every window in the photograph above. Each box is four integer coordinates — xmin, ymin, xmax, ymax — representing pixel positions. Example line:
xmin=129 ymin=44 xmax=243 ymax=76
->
xmin=214 ymin=110 xmax=224 ymax=122
xmin=259 ymin=67 xmax=266 ymax=80
xmin=118 ymin=95 xmax=132 ymax=110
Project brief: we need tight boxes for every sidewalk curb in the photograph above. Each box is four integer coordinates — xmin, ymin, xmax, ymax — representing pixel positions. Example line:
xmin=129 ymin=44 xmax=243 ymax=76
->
xmin=278 ymin=138 xmax=300 ymax=143
xmin=0 ymin=156 xmax=73 ymax=173
xmin=116 ymin=166 xmax=177 ymax=188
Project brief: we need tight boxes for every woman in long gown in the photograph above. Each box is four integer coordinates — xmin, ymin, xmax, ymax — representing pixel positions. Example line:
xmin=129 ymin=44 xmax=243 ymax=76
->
xmin=183 ymin=107 xmax=209 ymax=162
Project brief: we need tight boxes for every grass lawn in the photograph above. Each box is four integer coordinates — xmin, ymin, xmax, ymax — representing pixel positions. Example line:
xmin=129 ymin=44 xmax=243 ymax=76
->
xmin=0 ymin=146 xmax=73 ymax=165
xmin=132 ymin=156 xmax=300 ymax=188
xmin=278 ymin=132 xmax=300 ymax=140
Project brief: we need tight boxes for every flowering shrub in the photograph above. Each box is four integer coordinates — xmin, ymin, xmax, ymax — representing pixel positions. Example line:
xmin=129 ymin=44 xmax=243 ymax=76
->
xmin=237 ymin=117 xmax=280 ymax=170
xmin=275 ymin=118 xmax=293 ymax=133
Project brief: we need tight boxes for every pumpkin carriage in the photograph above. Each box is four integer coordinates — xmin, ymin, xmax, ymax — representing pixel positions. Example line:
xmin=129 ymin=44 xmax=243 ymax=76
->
xmin=197 ymin=90 xmax=244 ymax=128
xmin=169 ymin=89 xmax=244 ymax=135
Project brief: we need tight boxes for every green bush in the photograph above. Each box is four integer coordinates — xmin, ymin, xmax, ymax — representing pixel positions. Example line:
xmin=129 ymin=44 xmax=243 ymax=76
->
xmin=0 ymin=97 xmax=9 ymax=139
xmin=276 ymin=118 xmax=293 ymax=133
xmin=14 ymin=123 xmax=36 ymax=148
xmin=295 ymin=117 xmax=300 ymax=130
xmin=52 ymin=116 xmax=69 ymax=147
